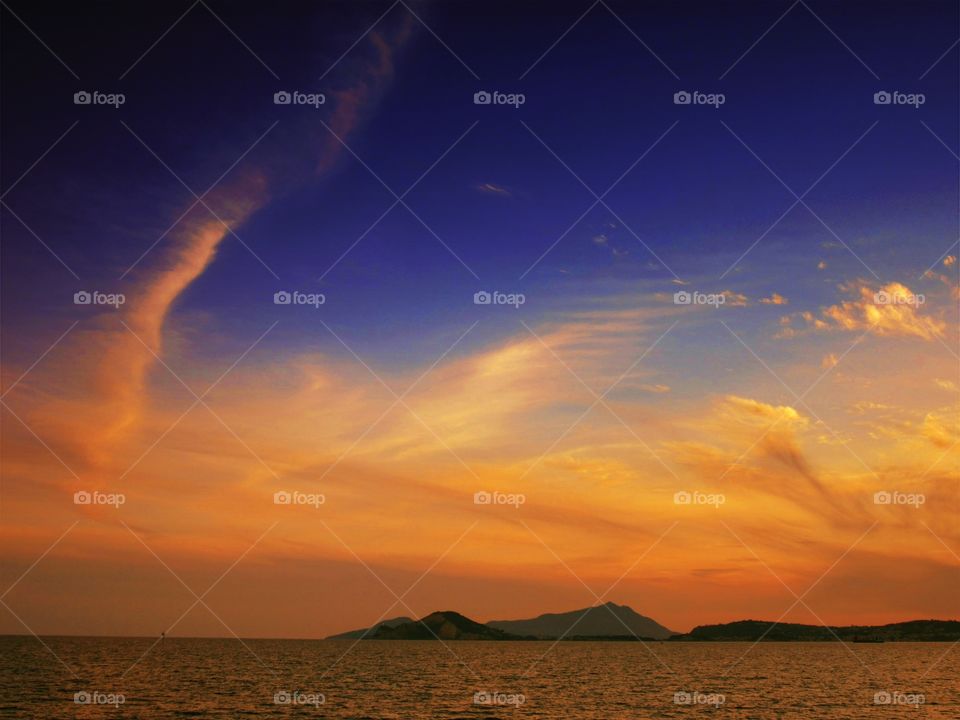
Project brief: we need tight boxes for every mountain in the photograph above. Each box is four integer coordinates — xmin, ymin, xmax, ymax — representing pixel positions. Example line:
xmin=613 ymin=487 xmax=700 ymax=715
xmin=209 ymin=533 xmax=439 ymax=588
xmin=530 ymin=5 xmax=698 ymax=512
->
xmin=487 ymin=601 xmax=676 ymax=640
xmin=671 ymin=619 xmax=960 ymax=642
xmin=370 ymin=611 xmax=526 ymax=640
xmin=325 ymin=616 xmax=413 ymax=640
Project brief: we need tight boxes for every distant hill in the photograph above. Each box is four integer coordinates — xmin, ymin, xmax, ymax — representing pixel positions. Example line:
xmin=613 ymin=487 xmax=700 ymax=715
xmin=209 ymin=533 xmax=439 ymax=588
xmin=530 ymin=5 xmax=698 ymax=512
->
xmin=329 ymin=609 xmax=958 ymax=643
xmin=488 ymin=602 xmax=676 ymax=640
xmin=370 ymin=611 xmax=526 ymax=640
xmin=672 ymin=619 xmax=960 ymax=642
xmin=325 ymin=616 xmax=413 ymax=640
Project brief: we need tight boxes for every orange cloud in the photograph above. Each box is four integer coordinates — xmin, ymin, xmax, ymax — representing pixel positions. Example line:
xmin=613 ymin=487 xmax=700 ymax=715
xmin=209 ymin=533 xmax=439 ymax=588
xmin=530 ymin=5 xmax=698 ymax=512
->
xmin=759 ymin=292 xmax=788 ymax=305
xmin=788 ymin=282 xmax=945 ymax=340
xmin=721 ymin=290 xmax=749 ymax=306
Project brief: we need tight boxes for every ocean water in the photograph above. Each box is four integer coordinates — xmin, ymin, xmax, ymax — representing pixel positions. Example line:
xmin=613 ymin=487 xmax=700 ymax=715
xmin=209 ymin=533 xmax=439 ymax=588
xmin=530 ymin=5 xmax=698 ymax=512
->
xmin=1 ymin=637 xmax=957 ymax=718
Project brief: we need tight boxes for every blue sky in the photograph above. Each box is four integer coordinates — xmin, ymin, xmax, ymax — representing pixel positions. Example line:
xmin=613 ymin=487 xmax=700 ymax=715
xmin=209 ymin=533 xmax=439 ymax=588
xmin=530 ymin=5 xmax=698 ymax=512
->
xmin=3 ymin=1 xmax=957 ymax=370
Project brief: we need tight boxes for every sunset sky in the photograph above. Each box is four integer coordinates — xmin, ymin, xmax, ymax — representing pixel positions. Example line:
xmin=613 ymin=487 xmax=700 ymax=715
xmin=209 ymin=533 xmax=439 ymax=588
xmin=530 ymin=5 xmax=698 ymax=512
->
xmin=1 ymin=1 xmax=957 ymax=639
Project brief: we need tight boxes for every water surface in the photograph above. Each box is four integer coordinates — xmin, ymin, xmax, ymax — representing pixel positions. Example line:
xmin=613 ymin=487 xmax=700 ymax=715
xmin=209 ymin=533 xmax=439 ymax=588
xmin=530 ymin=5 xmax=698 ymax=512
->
xmin=1 ymin=637 xmax=957 ymax=718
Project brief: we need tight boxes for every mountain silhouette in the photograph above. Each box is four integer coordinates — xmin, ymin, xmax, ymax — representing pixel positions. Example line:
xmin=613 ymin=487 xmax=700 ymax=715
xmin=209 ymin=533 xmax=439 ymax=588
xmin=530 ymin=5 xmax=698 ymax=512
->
xmin=370 ymin=611 xmax=525 ymax=640
xmin=325 ymin=607 xmax=958 ymax=642
xmin=488 ymin=601 xmax=676 ymax=639
xmin=324 ymin=616 xmax=413 ymax=640
xmin=672 ymin=619 xmax=960 ymax=642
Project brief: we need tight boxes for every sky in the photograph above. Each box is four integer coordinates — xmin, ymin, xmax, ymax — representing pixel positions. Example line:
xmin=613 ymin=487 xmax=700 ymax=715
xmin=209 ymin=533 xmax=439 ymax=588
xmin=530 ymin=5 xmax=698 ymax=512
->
xmin=1 ymin=0 xmax=958 ymax=639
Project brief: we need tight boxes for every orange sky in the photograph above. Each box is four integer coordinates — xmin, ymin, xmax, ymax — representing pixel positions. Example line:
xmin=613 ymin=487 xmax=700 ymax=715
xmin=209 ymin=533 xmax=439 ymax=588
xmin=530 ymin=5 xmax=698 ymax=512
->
xmin=1 ymin=260 xmax=957 ymax=636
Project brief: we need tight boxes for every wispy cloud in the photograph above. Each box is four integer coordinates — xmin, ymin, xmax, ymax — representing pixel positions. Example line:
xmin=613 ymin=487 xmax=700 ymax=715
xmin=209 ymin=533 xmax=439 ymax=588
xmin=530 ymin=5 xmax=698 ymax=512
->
xmin=476 ymin=182 xmax=511 ymax=196
xmin=759 ymin=292 xmax=788 ymax=305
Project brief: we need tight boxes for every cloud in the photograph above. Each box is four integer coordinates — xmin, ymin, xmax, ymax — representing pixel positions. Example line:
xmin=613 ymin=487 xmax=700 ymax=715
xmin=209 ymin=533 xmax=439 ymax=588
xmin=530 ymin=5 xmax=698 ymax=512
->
xmin=314 ymin=23 xmax=413 ymax=172
xmin=817 ymin=260 xmax=827 ymax=270
xmin=638 ymin=383 xmax=671 ymax=394
xmin=786 ymin=282 xmax=945 ymax=340
xmin=721 ymin=395 xmax=808 ymax=428
xmin=664 ymin=395 xmax=861 ymax=523
xmin=934 ymin=378 xmax=958 ymax=392
xmin=922 ymin=410 xmax=958 ymax=449
xmin=821 ymin=353 xmax=838 ymax=369
xmin=921 ymin=266 xmax=960 ymax=301
xmin=759 ymin=292 xmax=788 ymax=305
xmin=592 ymin=233 xmax=628 ymax=258
xmin=944 ymin=255 xmax=956 ymax=267
xmin=476 ymin=182 xmax=510 ymax=196
xmin=720 ymin=290 xmax=749 ymax=307
xmin=1 ymin=28 xmax=413 ymax=496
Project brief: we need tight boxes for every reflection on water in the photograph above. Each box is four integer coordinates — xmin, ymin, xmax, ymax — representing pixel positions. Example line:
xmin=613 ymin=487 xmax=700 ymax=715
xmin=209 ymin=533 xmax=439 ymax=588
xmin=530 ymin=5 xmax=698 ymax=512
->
xmin=1 ymin=636 xmax=957 ymax=718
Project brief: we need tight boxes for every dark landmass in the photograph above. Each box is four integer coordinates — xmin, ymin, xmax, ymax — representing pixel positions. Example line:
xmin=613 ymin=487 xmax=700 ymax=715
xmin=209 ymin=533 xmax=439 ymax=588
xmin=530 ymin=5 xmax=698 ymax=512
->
xmin=488 ymin=601 xmax=676 ymax=639
xmin=565 ymin=635 xmax=661 ymax=642
xmin=324 ymin=616 xmax=413 ymax=640
xmin=369 ymin=611 xmax=531 ymax=640
xmin=327 ymin=606 xmax=960 ymax=642
xmin=670 ymin=619 xmax=960 ymax=642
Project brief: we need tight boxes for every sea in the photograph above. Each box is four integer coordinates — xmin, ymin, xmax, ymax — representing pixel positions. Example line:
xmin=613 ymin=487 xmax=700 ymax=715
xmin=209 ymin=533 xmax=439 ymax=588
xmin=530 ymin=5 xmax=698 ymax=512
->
xmin=1 ymin=636 xmax=957 ymax=718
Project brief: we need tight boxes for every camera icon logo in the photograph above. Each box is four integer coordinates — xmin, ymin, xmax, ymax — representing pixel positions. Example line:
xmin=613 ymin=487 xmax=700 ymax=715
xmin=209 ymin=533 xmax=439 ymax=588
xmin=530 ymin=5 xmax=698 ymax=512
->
xmin=873 ymin=290 xmax=890 ymax=305
xmin=474 ymin=90 xmax=492 ymax=105
xmin=74 ymin=490 xmax=92 ymax=505
xmin=274 ymin=91 xmax=292 ymax=105
xmin=673 ymin=290 xmax=691 ymax=305
xmin=673 ymin=91 xmax=691 ymax=105
xmin=74 ymin=691 xmax=92 ymax=704
xmin=474 ymin=491 xmax=492 ymax=505
xmin=274 ymin=690 xmax=292 ymax=704
xmin=74 ymin=91 xmax=91 ymax=105
xmin=473 ymin=290 xmax=492 ymax=305
xmin=74 ymin=290 xmax=92 ymax=304
xmin=273 ymin=291 xmax=291 ymax=305
xmin=873 ymin=91 xmax=891 ymax=105
xmin=673 ymin=491 xmax=692 ymax=505
xmin=274 ymin=491 xmax=292 ymax=505
xmin=873 ymin=491 xmax=892 ymax=505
